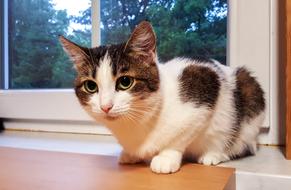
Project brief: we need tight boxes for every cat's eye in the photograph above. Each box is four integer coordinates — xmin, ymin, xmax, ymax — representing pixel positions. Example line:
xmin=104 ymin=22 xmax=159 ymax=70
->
xmin=116 ymin=76 xmax=134 ymax=90
xmin=84 ymin=80 xmax=98 ymax=93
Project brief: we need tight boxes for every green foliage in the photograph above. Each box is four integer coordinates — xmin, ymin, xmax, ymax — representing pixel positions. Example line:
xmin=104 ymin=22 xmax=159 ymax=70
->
xmin=74 ymin=0 xmax=227 ymax=63
xmin=10 ymin=0 xmax=227 ymax=89
xmin=9 ymin=0 xmax=75 ymax=88
xmin=152 ymin=0 xmax=227 ymax=62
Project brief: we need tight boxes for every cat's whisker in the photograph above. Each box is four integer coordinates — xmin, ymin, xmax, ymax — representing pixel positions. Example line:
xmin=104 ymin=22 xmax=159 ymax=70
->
xmin=127 ymin=113 xmax=142 ymax=122
xmin=127 ymin=111 xmax=155 ymax=124
xmin=127 ymin=108 xmax=149 ymax=123
xmin=130 ymin=105 xmax=155 ymax=113
xmin=129 ymin=108 xmax=160 ymax=120
xmin=123 ymin=112 xmax=141 ymax=126
xmin=119 ymin=114 xmax=129 ymax=124
xmin=113 ymin=107 xmax=129 ymax=113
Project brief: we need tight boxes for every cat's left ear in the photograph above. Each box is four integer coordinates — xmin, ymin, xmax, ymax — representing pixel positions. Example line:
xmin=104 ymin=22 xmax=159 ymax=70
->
xmin=125 ymin=21 xmax=156 ymax=59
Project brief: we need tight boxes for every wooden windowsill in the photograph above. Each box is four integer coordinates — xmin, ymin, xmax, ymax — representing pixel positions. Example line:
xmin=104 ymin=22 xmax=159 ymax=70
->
xmin=0 ymin=147 xmax=235 ymax=190
xmin=2 ymin=130 xmax=291 ymax=189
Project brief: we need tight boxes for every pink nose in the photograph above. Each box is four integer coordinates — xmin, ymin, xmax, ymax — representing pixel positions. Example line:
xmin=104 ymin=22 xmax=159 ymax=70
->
xmin=100 ymin=104 xmax=113 ymax=113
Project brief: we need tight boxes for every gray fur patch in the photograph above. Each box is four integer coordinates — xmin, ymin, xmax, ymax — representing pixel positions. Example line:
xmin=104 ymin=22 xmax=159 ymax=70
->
xmin=226 ymin=67 xmax=265 ymax=158
xmin=233 ymin=67 xmax=265 ymax=124
xmin=179 ymin=64 xmax=220 ymax=108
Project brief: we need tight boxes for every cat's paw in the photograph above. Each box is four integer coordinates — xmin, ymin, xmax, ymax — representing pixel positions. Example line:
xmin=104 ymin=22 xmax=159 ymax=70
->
xmin=198 ymin=153 xmax=228 ymax=166
xmin=118 ymin=151 xmax=140 ymax=164
xmin=150 ymin=155 xmax=181 ymax=174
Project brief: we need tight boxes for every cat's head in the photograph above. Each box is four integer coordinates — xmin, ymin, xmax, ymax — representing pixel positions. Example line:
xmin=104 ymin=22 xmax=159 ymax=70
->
xmin=60 ymin=21 xmax=160 ymax=123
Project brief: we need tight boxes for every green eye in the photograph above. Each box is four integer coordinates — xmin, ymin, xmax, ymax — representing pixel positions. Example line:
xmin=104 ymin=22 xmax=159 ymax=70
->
xmin=117 ymin=76 xmax=134 ymax=90
xmin=84 ymin=80 xmax=98 ymax=93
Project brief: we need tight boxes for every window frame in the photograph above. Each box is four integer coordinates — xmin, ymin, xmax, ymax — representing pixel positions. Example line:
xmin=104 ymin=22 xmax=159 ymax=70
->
xmin=0 ymin=0 xmax=100 ymax=122
xmin=1 ymin=0 xmax=8 ymax=89
xmin=0 ymin=0 xmax=282 ymax=144
xmin=228 ymin=0 xmax=283 ymax=145
xmin=0 ymin=0 xmax=108 ymax=134
xmin=0 ymin=0 xmax=4 ymax=89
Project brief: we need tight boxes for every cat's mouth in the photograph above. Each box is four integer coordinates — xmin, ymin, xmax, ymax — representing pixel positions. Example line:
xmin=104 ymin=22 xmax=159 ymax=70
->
xmin=103 ymin=113 xmax=120 ymax=121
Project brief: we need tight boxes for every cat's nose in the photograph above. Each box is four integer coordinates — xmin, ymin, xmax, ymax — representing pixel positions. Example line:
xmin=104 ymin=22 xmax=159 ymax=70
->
xmin=100 ymin=104 xmax=113 ymax=113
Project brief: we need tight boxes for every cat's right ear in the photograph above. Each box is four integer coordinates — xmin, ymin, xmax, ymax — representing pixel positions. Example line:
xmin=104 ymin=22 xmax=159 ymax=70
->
xmin=59 ymin=36 xmax=89 ymax=69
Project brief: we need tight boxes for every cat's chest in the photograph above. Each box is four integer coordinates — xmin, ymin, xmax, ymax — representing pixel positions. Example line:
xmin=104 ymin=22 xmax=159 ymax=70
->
xmin=107 ymin=120 xmax=157 ymax=154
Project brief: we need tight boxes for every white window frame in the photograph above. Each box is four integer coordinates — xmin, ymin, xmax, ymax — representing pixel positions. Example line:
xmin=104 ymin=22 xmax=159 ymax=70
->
xmin=0 ymin=0 xmax=109 ymax=134
xmin=228 ymin=0 xmax=282 ymax=145
xmin=0 ymin=0 xmax=282 ymax=144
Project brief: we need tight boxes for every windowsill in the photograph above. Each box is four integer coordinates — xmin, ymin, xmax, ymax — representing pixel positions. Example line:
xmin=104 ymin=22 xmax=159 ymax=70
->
xmin=1 ymin=130 xmax=291 ymax=190
xmin=0 ymin=130 xmax=120 ymax=156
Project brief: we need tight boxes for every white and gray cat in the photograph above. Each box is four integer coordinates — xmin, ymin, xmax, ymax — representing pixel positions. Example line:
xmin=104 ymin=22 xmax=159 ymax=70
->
xmin=60 ymin=21 xmax=265 ymax=174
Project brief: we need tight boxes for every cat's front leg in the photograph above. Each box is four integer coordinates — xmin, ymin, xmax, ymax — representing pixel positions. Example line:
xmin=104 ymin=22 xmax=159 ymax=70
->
xmin=150 ymin=149 xmax=183 ymax=174
xmin=118 ymin=150 xmax=142 ymax=164
xmin=198 ymin=152 xmax=230 ymax=166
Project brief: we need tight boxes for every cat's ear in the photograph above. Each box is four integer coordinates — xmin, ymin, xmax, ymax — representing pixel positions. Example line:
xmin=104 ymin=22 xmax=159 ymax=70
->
xmin=59 ymin=36 xmax=89 ymax=69
xmin=125 ymin=21 xmax=156 ymax=59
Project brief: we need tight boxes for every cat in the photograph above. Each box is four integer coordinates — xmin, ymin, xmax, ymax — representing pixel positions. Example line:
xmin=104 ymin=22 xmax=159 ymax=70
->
xmin=60 ymin=21 xmax=265 ymax=174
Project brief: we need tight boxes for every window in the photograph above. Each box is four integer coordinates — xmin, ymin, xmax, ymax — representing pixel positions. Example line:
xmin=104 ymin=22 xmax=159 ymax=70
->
xmin=100 ymin=0 xmax=227 ymax=63
xmin=0 ymin=0 xmax=279 ymax=144
xmin=8 ymin=0 xmax=91 ymax=89
xmin=5 ymin=0 xmax=227 ymax=89
xmin=0 ymin=0 xmax=227 ymax=121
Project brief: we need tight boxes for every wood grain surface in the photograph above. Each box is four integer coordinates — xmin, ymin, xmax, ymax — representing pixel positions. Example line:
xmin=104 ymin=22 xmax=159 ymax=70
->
xmin=0 ymin=147 xmax=235 ymax=190
xmin=286 ymin=0 xmax=291 ymax=159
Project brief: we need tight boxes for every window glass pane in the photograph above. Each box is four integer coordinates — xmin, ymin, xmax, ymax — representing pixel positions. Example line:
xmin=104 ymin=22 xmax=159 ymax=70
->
xmin=8 ymin=0 xmax=91 ymax=89
xmin=100 ymin=0 xmax=227 ymax=63
xmin=8 ymin=0 xmax=227 ymax=89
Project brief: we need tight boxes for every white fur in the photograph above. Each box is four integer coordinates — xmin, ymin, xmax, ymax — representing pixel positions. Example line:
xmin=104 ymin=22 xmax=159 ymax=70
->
xmin=88 ymin=53 xmax=133 ymax=120
xmin=150 ymin=149 xmax=182 ymax=173
xmin=86 ymin=54 xmax=265 ymax=174
xmin=97 ymin=52 xmax=115 ymax=108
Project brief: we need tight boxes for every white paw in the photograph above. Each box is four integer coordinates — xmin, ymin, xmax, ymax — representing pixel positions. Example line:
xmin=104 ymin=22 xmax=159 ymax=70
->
xmin=198 ymin=153 xmax=224 ymax=166
xmin=118 ymin=151 xmax=140 ymax=164
xmin=150 ymin=155 xmax=181 ymax=174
